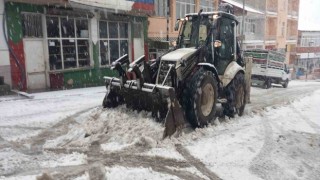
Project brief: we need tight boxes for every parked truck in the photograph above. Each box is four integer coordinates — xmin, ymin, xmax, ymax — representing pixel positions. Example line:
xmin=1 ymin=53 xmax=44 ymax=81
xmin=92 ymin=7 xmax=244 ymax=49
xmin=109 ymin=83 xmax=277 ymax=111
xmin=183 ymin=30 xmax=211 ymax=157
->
xmin=244 ymin=49 xmax=290 ymax=89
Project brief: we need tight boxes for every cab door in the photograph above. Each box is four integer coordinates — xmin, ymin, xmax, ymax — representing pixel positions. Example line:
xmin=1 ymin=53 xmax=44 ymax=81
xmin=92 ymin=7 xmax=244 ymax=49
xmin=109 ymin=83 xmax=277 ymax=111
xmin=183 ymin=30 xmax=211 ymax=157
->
xmin=215 ymin=18 xmax=235 ymax=75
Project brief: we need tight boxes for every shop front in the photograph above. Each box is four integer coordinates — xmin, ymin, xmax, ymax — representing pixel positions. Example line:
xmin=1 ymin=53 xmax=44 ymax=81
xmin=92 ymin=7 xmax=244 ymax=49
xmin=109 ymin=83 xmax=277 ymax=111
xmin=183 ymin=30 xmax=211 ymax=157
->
xmin=5 ymin=1 xmax=148 ymax=91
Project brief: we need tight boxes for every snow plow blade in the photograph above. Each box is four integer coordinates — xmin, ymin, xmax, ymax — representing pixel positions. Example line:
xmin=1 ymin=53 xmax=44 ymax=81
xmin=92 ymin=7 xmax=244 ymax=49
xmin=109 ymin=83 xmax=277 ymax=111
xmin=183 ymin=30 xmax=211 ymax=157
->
xmin=102 ymin=78 xmax=185 ymax=139
xmin=102 ymin=54 xmax=185 ymax=138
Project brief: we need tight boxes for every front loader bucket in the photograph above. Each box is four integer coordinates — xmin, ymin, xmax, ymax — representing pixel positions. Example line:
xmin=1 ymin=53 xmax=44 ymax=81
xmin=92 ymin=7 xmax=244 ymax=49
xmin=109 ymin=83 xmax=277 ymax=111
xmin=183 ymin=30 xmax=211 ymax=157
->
xmin=103 ymin=77 xmax=186 ymax=138
xmin=163 ymin=88 xmax=185 ymax=138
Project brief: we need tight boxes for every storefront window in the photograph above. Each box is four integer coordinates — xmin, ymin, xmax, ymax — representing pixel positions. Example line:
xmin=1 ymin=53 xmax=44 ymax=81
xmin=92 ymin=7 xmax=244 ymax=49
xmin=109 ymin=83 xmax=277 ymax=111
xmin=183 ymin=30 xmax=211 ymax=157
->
xmin=46 ymin=17 xmax=59 ymax=38
xmin=48 ymin=39 xmax=62 ymax=70
xmin=76 ymin=19 xmax=89 ymax=38
xmin=62 ymin=40 xmax=76 ymax=69
xmin=22 ymin=13 xmax=43 ymax=38
xmin=109 ymin=22 xmax=118 ymax=38
xmin=46 ymin=16 xmax=90 ymax=70
xmin=99 ymin=21 xmax=129 ymax=65
xmin=61 ymin=18 xmax=75 ymax=38
xmin=119 ymin=23 xmax=128 ymax=38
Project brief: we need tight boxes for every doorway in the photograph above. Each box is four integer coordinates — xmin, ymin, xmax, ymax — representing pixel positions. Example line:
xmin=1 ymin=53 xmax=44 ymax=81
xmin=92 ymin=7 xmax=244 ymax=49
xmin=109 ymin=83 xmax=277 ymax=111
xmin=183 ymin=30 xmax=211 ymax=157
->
xmin=23 ymin=39 xmax=47 ymax=90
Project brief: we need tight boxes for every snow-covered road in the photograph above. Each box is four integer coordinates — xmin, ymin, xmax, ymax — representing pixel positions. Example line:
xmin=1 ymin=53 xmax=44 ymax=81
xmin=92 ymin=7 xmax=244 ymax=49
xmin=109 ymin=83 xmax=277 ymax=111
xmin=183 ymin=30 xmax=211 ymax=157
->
xmin=0 ymin=81 xmax=320 ymax=179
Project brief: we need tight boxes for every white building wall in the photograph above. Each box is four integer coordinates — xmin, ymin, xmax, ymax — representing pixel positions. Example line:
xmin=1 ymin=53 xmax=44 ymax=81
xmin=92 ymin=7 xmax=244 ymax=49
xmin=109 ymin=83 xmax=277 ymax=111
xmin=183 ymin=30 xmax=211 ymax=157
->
xmin=0 ymin=0 xmax=12 ymax=86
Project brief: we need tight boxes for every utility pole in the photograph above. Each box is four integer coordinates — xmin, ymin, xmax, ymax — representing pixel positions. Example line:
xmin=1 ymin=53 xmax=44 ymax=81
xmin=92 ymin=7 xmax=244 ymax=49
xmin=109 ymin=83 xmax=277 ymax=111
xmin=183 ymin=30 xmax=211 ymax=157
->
xmin=214 ymin=0 xmax=220 ymax=10
xmin=241 ymin=0 xmax=245 ymax=49
xmin=166 ymin=0 xmax=170 ymax=42
xmin=306 ymin=41 xmax=314 ymax=81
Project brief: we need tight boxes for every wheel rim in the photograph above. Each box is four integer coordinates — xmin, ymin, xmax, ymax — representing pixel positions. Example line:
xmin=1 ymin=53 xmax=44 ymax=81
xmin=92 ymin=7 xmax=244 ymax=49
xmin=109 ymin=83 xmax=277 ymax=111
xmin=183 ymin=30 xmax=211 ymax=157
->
xmin=201 ymin=83 xmax=215 ymax=116
xmin=236 ymin=84 xmax=245 ymax=114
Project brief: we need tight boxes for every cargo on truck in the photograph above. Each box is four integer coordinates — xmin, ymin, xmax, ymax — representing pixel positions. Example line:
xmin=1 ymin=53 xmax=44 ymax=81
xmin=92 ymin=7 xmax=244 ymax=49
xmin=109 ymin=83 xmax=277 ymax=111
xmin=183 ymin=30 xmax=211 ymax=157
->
xmin=244 ymin=49 xmax=290 ymax=89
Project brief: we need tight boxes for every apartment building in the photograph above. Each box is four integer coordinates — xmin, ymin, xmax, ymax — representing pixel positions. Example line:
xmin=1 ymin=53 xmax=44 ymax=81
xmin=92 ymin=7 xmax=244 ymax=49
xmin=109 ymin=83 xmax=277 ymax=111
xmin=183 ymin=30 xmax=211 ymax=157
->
xmin=148 ymin=0 xmax=215 ymax=43
xmin=265 ymin=0 xmax=299 ymax=65
xmin=221 ymin=0 xmax=299 ymax=64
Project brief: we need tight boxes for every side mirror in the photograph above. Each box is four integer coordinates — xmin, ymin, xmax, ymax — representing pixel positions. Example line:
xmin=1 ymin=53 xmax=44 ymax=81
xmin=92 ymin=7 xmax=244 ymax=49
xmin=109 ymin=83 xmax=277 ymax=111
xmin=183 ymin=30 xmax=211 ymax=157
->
xmin=214 ymin=40 xmax=222 ymax=48
xmin=171 ymin=41 xmax=177 ymax=47
xmin=174 ymin=19 xmax=180 ymax=31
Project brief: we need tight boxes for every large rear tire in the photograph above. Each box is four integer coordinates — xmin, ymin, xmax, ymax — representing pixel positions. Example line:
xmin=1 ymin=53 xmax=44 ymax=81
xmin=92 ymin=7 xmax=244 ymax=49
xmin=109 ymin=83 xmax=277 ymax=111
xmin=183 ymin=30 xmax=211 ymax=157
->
xmin=223 ymin=72 xmax=246 ymax=117
xmin=234 ymin=73 xmax=246 ymax=116
xmin=183 ymin=68 xmax=218 ymax=128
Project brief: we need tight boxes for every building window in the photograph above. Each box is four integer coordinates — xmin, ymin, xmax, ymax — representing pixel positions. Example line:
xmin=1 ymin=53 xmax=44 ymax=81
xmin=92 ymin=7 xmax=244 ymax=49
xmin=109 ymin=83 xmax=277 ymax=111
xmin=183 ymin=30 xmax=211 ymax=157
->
xmin=46 ymin=16 xmax=90 ymax=70
xmin=245 ymin=19 xmax=256 ymax=34
xmin=176 ymin=0 xmax=195 ymax=19
xmin=200 ymin=0 xmax=214 ymax=12
xmin=99 ymin=21 xmax=129 ymax=66
xmin=22 ymin=13 xmax=43 ymax=38
xmin=301 ymin=35 xmax=320 ymax=47
xmin=155 ymin=0 xmax=168 ymax=17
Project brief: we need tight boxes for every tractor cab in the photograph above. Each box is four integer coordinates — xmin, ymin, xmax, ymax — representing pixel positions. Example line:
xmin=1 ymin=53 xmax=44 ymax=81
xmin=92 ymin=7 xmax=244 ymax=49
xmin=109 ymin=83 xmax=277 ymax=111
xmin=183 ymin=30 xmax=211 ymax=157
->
xmin=175 ymin=11 xmax=240 ymax=75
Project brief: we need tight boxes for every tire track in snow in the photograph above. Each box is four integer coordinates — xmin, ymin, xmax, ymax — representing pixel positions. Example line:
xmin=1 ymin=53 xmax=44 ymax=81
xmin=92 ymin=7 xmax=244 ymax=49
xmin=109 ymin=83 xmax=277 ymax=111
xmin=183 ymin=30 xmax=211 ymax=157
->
xmin=0 ymin=106 xmax=99 ymax=156
xmin=249 ymin=85 xmax=320 ymax=113
xmin=249 ymin=89 xmax=320 ymax=180
xmin=249 ymin=115 xmax=290 ymax=179
xmin=27 ymin=106 xmax=100 ymax=146
xmin=4 ymin=117 xmax=205 ymax=180
xmin=175 ymin=144 xmax=221 ymax=180
xmin=11 ymin=141 xmax=207 ymax=180
xmin=86 ymin=141 xmax=208 ymax=180
xmin=292 ymin=106 xmax=320 ymax=133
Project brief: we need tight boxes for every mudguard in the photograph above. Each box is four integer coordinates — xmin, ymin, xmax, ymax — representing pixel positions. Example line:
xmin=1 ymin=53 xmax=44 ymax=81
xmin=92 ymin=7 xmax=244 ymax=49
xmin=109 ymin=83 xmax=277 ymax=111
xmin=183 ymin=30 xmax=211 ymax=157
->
xmin=197 ymin=63 xmax=220 ymax=83
xmin=220 ymin=61 xmax=244 ymax=87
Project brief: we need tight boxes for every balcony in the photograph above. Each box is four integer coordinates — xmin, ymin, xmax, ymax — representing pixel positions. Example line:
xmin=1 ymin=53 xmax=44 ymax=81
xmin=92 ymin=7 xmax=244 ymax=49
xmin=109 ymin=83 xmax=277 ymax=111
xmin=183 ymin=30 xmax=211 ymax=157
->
xmin=287 ymin=10 xmax=298 ymax=19
xmin=267 ymin=6 xmax=277 ymax=13
xmin=287 ymin=35 xmax=297 ymax=40
xmin=267 ymin=0 xmax=277 ymax=13
xmin=266 ymin=35 xmax=276 ymax=41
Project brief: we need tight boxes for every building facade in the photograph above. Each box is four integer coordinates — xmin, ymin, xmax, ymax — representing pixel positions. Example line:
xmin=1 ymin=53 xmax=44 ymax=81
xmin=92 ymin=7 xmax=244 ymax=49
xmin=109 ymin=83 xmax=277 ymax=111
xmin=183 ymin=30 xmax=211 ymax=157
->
xmin=148 ymin=0 xmax=215 ymax=42
xmin=220 ymin=0 xmax=299 ymax=65
xmin=0 ymin=0 xmax=11 ymax=87
xmin=2 ymin=0 xmax=150 ymax=91
xmin=147 ymin=0 xmax=299 ymax=65
xmin=296 ymin=30 xmax=320 ymax=79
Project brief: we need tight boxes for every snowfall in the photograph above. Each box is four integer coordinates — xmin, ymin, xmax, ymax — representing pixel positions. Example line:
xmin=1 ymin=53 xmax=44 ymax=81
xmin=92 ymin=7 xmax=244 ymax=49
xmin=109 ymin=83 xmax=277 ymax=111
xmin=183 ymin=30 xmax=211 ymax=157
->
xmin=0 ymin=80 xmax=319 ymax=180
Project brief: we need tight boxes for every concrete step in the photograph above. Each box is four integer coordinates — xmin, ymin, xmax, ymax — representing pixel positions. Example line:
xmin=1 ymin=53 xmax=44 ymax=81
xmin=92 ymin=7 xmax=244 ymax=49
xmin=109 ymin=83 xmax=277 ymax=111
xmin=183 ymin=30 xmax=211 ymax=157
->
xmin=0 ymin=84 xmax=11 ymax=96
xmin=0 ymin=76 xmax=4 ymax=85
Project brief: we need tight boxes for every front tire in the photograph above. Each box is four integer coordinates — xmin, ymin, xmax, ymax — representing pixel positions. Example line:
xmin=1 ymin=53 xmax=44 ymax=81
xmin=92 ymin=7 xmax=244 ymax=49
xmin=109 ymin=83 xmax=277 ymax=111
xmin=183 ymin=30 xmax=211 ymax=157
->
xmin=282 ymin=79 xmax=289 ymax=88
xmin=183 ymin=68 xmax=218 ymax=128
xmin=264 ymin=78 xmax=272 ymax=89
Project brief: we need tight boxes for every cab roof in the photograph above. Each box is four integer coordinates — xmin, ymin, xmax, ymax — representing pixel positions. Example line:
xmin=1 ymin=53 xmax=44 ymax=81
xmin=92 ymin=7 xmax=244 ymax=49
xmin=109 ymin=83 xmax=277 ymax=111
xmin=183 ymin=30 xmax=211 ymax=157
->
xmin=185 ymin=11 xmax=238 ymax=23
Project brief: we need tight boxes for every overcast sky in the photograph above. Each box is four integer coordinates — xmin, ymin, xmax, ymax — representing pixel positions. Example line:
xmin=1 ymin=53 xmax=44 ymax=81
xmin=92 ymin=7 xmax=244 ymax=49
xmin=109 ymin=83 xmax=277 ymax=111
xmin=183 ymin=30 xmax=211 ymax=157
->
xmin=298 ymin=0 xmax=320 ymax=30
